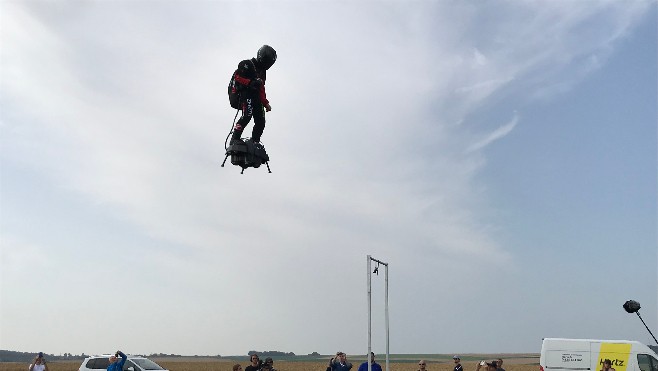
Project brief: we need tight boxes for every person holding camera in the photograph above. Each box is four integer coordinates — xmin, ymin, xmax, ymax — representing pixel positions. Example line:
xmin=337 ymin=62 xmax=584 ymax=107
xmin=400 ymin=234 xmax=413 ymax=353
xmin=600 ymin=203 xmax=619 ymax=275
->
xmin=329 ymin=352 xmax=353 ymax=371
xmin=28 ymin=353 xmax=49 ymax=371
xmin=476 ymin=360 xmax=498 ymax=371
xmin=107 ymin=351 xmax=127 ymax=371
xmin=263 ymin=358 xmax=276 ymax=371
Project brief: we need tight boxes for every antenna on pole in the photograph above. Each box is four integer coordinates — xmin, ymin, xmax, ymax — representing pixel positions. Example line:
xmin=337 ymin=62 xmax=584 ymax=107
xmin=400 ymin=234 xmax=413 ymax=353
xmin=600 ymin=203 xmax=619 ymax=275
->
xmin=367 ymin=255 xmax=389 ymax=371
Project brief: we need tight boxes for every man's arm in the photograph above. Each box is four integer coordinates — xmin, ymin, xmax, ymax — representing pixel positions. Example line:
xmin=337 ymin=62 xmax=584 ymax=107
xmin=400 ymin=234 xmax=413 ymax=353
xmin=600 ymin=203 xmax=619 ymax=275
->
xmin=233 ymin=72 xmax=253 ymax=87
xmin=117 ymin=351 xmax=127 ymax=369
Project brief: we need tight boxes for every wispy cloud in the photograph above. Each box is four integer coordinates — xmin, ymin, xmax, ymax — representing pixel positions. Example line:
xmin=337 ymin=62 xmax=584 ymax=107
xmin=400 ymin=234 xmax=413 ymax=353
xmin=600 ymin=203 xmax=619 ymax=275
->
xmin=466 ymin=112 xmax=520 ymax=153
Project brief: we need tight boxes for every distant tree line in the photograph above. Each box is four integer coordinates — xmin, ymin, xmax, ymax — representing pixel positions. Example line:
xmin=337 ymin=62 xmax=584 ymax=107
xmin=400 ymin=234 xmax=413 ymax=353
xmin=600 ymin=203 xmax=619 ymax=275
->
xmin=147 ymin=354 xmax=184 ymax=358
xmin=147 ymin=354 xmax=222 ymax=358
xmin=0 ymin=351 xmax=87 ymax=362
xmin=247 ymin=351 xmax=296 ymax=357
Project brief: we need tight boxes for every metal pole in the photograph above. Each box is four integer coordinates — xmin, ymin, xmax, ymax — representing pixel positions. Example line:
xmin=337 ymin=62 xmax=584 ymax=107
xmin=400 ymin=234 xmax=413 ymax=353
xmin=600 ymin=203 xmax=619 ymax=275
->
xmin=385 ymin=264 xmax=389 ymax=371
xmin=367 ymin=256 xmax=389 ymax=371
xmin=367 ymin=256 xmax=372 ymax=371
xmin=636 ymin=312 xmax=658 ymax=345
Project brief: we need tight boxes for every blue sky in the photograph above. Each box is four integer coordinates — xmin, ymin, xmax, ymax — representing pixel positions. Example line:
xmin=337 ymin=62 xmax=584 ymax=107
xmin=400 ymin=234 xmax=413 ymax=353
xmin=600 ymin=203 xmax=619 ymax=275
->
xmin=1 ymin=0 xmax=656 ymax=358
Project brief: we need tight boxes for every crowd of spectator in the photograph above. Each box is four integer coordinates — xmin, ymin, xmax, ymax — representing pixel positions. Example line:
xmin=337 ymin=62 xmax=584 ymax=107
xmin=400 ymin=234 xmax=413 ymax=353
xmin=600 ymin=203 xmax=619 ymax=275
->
xmin=26 ymin=350 xmax=508 ymax=371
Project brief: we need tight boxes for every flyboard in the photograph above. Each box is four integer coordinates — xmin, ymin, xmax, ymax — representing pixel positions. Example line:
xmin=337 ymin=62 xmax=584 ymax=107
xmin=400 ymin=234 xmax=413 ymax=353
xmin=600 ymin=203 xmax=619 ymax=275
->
xmin=221 ymin=138 xmax=271 ymax=174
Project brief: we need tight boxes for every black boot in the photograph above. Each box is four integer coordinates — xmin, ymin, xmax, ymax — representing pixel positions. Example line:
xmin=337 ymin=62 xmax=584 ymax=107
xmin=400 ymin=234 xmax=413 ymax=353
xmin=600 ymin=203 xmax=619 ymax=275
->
xmin=251 ymin=125 xmax=264 ymax=144
xmin=230 ymin=131 xmax=243 ymax=145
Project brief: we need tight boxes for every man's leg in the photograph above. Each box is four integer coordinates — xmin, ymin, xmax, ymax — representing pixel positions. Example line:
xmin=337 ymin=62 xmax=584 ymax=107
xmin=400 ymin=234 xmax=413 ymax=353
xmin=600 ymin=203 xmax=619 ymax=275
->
xmin=232 ymin=96 xmax=254 ymax=143
xmin=251 ymin=102 xmax=266 ymax=143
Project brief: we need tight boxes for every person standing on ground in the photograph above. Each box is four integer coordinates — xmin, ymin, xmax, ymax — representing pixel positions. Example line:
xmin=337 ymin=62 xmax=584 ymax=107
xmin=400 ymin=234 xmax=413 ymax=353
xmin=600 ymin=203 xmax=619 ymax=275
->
xmin=245 ymin=354 xmax=261 ymax=371
xmin=453 ymin=356 xmax=463 ymax=371
xmin=263 ymin=358 xmax=276 ymax=371
xmin=329 ymin=352 xmax=353 ymax=371
xmin=29 ymin=353 xmax=49 ymax=371
xmin=357 ymin=353 xmax=382 ymax=371
xmin=496 ymin=359 xmax=505 ymax=371
xmin=418 ymin=360 xmax=428 ymax=371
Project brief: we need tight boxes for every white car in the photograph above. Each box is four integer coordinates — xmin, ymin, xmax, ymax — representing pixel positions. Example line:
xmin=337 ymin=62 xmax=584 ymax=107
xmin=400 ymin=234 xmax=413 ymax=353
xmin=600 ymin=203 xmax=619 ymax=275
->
xmin=79 ymin=355 xmax=168 ymax=371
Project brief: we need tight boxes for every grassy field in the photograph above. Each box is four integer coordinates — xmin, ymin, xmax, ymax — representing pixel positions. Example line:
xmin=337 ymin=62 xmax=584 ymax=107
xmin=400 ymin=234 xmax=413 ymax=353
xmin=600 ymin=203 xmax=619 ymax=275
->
xmin=0 ymin=359 xmax=540 ymax=371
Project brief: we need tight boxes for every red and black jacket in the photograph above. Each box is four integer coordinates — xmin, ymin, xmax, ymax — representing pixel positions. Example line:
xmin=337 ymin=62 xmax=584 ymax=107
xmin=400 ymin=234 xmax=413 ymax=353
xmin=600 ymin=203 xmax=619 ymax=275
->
xmin=233 ymin=58 xmax=268 ymax=105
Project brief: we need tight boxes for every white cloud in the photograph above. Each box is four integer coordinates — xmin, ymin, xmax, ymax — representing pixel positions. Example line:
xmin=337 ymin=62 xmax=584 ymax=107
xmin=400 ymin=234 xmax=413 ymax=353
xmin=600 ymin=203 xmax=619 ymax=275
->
xmin=1 ymin=0 xmax=653 ymax=356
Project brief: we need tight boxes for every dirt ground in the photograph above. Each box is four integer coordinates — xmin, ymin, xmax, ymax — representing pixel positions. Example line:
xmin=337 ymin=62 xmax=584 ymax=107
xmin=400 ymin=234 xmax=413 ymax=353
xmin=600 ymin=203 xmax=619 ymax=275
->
xmin=0 ymin=359 xmax=540 ymax=371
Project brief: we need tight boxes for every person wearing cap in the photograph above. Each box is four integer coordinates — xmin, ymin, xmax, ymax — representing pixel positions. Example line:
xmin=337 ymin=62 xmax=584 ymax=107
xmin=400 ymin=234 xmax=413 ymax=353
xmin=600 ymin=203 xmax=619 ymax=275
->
xmin=264 ymin=358 xmax=276 ymax=371
xmin=453 ymin=356 xmax=463 ymax=371
xmin=418 ymin=360 xmax=428 ymax=371
xmin=357 ymin=352 xmax=382 ymax=371
xmin=107 ymin=351 xmax=127 ymax=371
xmin=329 ymin=352 xmax=353 ymax=371
xmin=28 ymin=353 xmax=49 ymax=371
xmin=476 ymin=360 xmax=499 ymax=371
xmin=496 ymin=359 xmax=505 ymax=371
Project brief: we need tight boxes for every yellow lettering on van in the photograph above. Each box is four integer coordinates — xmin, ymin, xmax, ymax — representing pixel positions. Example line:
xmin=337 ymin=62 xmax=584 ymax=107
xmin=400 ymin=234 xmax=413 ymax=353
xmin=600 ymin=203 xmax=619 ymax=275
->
xmin=598 ymin=343 xmax=632 ymax=371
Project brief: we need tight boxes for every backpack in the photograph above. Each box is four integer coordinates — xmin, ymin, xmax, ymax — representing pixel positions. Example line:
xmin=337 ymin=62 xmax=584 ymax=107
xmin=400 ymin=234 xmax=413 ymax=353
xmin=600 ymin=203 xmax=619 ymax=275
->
xmin=228 ymin=74 xmax=240 ymax=109
xmin=228 ymin=59 xmax=257 ymax=109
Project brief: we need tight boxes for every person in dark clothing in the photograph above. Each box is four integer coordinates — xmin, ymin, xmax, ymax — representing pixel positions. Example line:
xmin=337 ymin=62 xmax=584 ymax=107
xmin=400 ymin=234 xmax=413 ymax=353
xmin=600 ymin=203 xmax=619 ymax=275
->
xmin=329 ymin=352 xmax=353 ymax=371
xmin=496 ymin=359 xmax=505 ymax=371
xmin=357 ymin=353 xmax=382 ymax=371
xmin=230 ymin=45 xmax=277 ymax=145
xmin=107 ymin=351 xmax=126 ymax=371
xmin=453 ymin=356 xmax=463 ymax=371
xmin=264 ymin=358 xmax=276 ymax=371
xmin=245 ymin=354 xmax=261 ymax=371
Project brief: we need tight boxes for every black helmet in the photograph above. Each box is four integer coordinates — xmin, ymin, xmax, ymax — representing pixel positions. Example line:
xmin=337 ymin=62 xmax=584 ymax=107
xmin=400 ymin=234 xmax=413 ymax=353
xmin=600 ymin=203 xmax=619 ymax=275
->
xmin=257 ymin=45 xmax=277 ymax=70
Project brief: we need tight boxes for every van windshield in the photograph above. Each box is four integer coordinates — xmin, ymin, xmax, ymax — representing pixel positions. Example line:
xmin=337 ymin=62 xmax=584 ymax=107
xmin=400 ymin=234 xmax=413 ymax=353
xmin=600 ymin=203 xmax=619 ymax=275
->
xmin=132 ymin=359 xmax=165 ymax=370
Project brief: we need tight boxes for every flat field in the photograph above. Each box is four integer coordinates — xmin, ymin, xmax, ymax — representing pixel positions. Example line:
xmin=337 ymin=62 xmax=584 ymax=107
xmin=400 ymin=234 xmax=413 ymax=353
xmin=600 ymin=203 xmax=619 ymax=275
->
xmin=0 ymin=360 xmax=539 ymax=371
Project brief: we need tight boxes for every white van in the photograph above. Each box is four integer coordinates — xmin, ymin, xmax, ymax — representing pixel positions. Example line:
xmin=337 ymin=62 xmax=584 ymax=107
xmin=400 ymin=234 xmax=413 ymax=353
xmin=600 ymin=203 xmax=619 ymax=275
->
xmin=540 ymin=338 xmax=658 ymax=371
